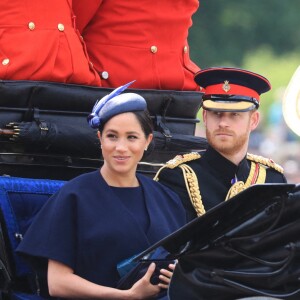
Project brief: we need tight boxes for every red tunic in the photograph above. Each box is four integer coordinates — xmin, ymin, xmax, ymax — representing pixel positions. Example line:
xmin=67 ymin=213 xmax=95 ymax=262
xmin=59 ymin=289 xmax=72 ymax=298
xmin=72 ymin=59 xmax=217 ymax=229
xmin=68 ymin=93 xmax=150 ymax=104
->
xmin=0 ymin=0 xmax=101 ymax=86
xmin=73 ymin=0 xmax=201 ymax=90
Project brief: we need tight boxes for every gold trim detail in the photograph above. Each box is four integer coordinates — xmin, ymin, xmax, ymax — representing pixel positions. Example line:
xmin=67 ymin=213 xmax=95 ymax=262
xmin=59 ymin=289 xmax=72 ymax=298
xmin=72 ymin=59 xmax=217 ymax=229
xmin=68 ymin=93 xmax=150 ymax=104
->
xmin=222 ymin=80 xmax=230 ymax=92
xmin=246 ymin=153 xmax=284 ymax=174
xmin=154 ymin=162 xmax=205 ymax=217
xmin=153 ymin=152 xmax=200 ymax=181
xmin=256 ymin=163 xmax=267 ymax=183
xmin=225 ymin=181 xmax=245 ymax=200
xmin=164 ymin=152 xmax=201 ymax=169
xmin=244 ymin=161 xmax=266 ymax=186
xmin=153 ymin=152 xmax=203 ymax=216
xmin=154 ymin=152 xmax=274 ymax=216
xmin=203 ymin=99 xmax=254 ymax=111
xmin=179 ymin=164 xmax=205 ymax=216
xmin=225 ymin=162 xmax=266 ymax=200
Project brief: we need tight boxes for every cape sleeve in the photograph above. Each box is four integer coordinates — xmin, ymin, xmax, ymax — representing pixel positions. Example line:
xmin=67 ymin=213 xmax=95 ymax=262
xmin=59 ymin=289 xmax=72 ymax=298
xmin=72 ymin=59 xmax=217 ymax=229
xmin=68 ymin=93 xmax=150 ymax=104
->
xmin=17 ymin=186 xmax=78 ymax=270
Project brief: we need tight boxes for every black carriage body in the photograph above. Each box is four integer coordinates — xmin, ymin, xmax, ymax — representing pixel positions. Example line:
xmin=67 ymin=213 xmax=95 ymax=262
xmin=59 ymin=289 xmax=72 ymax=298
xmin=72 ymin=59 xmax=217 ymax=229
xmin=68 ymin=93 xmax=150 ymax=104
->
xmin=0 ymin=80 xmax=205 ymax=299
xmin=0 ymin=80 xmax=205 ymax=180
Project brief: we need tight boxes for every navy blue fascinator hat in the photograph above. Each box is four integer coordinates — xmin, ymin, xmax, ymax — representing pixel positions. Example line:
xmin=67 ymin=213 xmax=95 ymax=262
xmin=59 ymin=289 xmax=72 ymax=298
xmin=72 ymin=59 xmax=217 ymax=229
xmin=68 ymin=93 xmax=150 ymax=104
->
xmin=88 ymin=81 xmax=147 ymax=129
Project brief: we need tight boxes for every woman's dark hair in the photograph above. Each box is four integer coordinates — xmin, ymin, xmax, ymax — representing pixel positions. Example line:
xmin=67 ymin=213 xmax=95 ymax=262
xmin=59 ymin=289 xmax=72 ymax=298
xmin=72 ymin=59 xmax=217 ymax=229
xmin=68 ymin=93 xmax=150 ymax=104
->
xmin=132 ymin=110 xmax=153 ymax=137
xmin=133 ymin=110 xmax=155 ymax=156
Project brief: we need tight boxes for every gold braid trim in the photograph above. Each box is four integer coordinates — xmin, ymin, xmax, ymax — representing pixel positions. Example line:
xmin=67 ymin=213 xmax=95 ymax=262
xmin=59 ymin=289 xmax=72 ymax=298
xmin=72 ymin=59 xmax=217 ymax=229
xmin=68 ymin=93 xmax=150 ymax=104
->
xmin=244 ymin=162 xmax=266 ymax=186
xmin=225 ymin=161 xmax=267 ymax=200
xmin=246 ymin=153 xmax=284 ymax=174
xmin=225 ymin=181 xmax=246 ymax=201
xmin=153 ymin=152 xmax=204 ymax=216
xmin=164 ymin=152 xmax=201 ymax=169
xmin=179 ymin=164 xmax=205 ymax=217
xmin=256 ymin=164 xmax=267 ymax=183
xmin=153 ymin=152 xmax=201 ymax=181
xmin=226 ymin=152 xmax=283 ymax=201
xmin=154 ymin=152 xmax=278 ymax=215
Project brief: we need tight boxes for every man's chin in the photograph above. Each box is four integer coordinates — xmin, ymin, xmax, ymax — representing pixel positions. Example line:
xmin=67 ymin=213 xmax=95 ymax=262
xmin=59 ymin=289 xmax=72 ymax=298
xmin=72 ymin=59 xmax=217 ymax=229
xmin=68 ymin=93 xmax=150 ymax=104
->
xmin=216 ymin=147 xmax=234 ymax=156
xmin=210 ymin=141 xmax=232 ymax=152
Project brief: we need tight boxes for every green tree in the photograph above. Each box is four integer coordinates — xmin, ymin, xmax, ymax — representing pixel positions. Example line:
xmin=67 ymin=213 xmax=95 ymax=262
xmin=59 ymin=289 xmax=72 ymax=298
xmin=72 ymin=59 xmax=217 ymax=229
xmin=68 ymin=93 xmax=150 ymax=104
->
xmin=189 ymin=0 xmax=300 ymax=67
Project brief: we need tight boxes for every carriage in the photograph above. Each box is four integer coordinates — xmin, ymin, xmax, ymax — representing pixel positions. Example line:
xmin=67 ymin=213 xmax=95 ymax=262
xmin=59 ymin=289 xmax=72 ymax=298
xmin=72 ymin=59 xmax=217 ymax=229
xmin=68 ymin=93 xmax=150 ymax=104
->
xmin=0 ymin=80 xmax=299 ymax=300
xmin=0 ymin=79 xmax=207 ymax=299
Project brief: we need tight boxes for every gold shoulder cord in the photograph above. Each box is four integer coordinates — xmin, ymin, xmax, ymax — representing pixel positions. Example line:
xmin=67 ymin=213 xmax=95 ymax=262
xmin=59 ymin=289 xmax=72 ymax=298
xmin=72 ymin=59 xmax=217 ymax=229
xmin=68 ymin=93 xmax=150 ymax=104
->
xmin=154 ymin=152 xmax=205 ymax=217
xmin=178 ymin=164 xmax=205 ymax=216
xmin=225 ymin=153 xmax=284 ymax=200
xmin=155 ymin=152 xmax=284 ymax=216
xmin=225 ymin=161 xmax=266 ymax=200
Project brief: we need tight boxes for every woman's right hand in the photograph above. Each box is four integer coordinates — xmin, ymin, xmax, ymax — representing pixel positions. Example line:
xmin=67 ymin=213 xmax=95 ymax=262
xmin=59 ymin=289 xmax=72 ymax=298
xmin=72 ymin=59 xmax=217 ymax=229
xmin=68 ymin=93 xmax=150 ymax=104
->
xmin=127 ymin=262 xmax=161 ymax=299
xmin=48 ymin=259 xmax=160 ymax=299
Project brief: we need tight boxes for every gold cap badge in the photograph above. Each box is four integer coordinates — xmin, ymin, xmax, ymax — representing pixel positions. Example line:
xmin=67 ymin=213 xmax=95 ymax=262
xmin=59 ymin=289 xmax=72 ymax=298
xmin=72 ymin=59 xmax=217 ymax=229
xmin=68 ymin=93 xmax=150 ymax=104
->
xmin=222 ymin=80 xmax=230 ymax=92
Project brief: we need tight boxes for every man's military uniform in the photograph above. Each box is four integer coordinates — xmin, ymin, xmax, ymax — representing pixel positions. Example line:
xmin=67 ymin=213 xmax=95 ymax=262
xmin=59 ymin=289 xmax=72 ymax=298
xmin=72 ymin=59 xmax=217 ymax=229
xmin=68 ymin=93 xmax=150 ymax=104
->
xmin=154 ymin=67 xmax=286 ymax=220
xmin=155 ymin=146 xmax=286 ymax=221
xmin=154 ymin=67 xmax=287 ymax=221
xmin=156 ymin=67 xmax=290 ymax=300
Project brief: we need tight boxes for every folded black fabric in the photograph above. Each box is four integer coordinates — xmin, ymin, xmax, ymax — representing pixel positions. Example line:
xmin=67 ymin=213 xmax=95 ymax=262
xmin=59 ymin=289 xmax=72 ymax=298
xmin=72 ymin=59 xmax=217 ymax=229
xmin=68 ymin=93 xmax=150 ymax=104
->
xmin=169 ymin=185 xmax=300 ymax=300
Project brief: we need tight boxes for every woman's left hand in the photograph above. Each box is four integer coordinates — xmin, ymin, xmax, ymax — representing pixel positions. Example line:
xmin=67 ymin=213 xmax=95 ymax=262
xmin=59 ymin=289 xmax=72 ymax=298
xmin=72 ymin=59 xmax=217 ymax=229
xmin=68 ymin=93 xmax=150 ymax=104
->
xmin=157 ymin=263 xmax=176 ymax=289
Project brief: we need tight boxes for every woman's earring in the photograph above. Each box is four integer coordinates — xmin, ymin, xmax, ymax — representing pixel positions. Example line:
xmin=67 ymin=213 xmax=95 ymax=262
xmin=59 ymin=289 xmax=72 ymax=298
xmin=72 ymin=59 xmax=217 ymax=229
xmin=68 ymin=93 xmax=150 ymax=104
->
xmin=144 ymin=147 xmax=148 ymax=151
xmin=100 ymin=144 xmax=102 ymax=149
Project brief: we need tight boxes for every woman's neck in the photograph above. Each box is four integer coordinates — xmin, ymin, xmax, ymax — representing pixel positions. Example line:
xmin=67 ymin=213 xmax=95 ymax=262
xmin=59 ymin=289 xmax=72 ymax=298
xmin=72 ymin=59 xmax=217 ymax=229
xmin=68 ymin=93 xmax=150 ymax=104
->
xmin=100 ymin=167 xmax=139 ymax=187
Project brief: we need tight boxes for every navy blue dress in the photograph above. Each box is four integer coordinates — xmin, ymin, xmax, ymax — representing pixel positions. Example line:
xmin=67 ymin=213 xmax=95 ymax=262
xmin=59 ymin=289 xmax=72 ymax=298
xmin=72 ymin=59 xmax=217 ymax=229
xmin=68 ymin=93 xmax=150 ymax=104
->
xmin=17 ymin=170 xmax=186 ymax=291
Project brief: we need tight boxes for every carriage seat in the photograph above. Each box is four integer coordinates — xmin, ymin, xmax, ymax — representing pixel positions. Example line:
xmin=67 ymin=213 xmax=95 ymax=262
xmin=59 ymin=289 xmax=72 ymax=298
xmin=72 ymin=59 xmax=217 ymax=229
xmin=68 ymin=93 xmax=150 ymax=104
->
xmin=0 ymin=176 xmax=65 ymax=300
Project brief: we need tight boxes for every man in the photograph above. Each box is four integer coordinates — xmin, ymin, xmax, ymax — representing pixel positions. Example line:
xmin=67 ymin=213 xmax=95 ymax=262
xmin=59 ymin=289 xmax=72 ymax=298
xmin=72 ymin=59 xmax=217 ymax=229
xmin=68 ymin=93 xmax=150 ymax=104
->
xmin=154 ymin=67 xmax=287 ymax=221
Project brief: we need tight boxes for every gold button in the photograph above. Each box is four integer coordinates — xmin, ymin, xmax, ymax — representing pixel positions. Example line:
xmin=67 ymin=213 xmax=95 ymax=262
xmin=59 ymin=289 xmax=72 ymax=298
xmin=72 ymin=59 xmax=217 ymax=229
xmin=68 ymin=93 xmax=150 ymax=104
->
xmin=2 ymin=58 xmax=10 ymax=66
xmin=57 ymin=23 xmax=65 ymax=31
xmin=150 ymin=46 xmax=158 ymax=53
xmin=101 ymin=71 xmax=109 ymax=79
xmin=28 ymin=22 xmax=35 ymax=30
xmin=183 ymin=46 xmax=188 ymax=53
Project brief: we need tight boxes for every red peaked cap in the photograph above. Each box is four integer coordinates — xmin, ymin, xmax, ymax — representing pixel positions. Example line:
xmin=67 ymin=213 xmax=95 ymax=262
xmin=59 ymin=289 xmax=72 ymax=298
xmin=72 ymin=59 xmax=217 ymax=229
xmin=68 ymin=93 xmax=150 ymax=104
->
xmin=194 ymin=67 xmax=271 ymax=112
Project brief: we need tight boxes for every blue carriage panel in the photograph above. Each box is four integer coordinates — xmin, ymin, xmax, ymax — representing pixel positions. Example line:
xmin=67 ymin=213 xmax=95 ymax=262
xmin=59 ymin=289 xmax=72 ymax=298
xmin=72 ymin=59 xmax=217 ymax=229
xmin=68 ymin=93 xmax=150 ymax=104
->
xmin=0 ymin=176 xmax=65 ymax=279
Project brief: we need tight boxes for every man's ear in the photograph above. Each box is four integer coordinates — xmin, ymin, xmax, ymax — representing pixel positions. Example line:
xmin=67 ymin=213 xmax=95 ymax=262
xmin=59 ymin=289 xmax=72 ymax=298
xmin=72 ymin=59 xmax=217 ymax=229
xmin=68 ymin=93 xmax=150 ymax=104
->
xmin=202 ymin=109 xmax=207 ymax=126
xmin=250 ymin=110 xmax=260 ymax=131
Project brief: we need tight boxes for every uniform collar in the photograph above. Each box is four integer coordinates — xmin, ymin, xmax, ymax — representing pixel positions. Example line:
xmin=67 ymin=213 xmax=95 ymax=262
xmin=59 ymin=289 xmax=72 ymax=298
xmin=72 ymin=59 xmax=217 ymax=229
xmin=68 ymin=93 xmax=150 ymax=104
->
xmin=203 ymin=146 xmax=249 ymax=185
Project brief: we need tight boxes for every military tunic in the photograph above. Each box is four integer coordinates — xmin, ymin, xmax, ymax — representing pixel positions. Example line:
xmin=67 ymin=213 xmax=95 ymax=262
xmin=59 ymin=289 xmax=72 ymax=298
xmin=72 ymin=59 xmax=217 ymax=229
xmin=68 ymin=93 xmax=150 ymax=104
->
xmin=73 ymin=0 xmax=201 ymax=90
xmin=0 ymin=0 xmax=101 ymax=86
xmin=157 ymin=146 xmax=287 ymax=221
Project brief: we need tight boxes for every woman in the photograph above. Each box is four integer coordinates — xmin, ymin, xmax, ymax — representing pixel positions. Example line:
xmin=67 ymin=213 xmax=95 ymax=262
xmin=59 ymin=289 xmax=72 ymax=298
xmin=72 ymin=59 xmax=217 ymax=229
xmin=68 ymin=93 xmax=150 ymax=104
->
xmin=17 ymin=81 xmax=186 ymax=299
